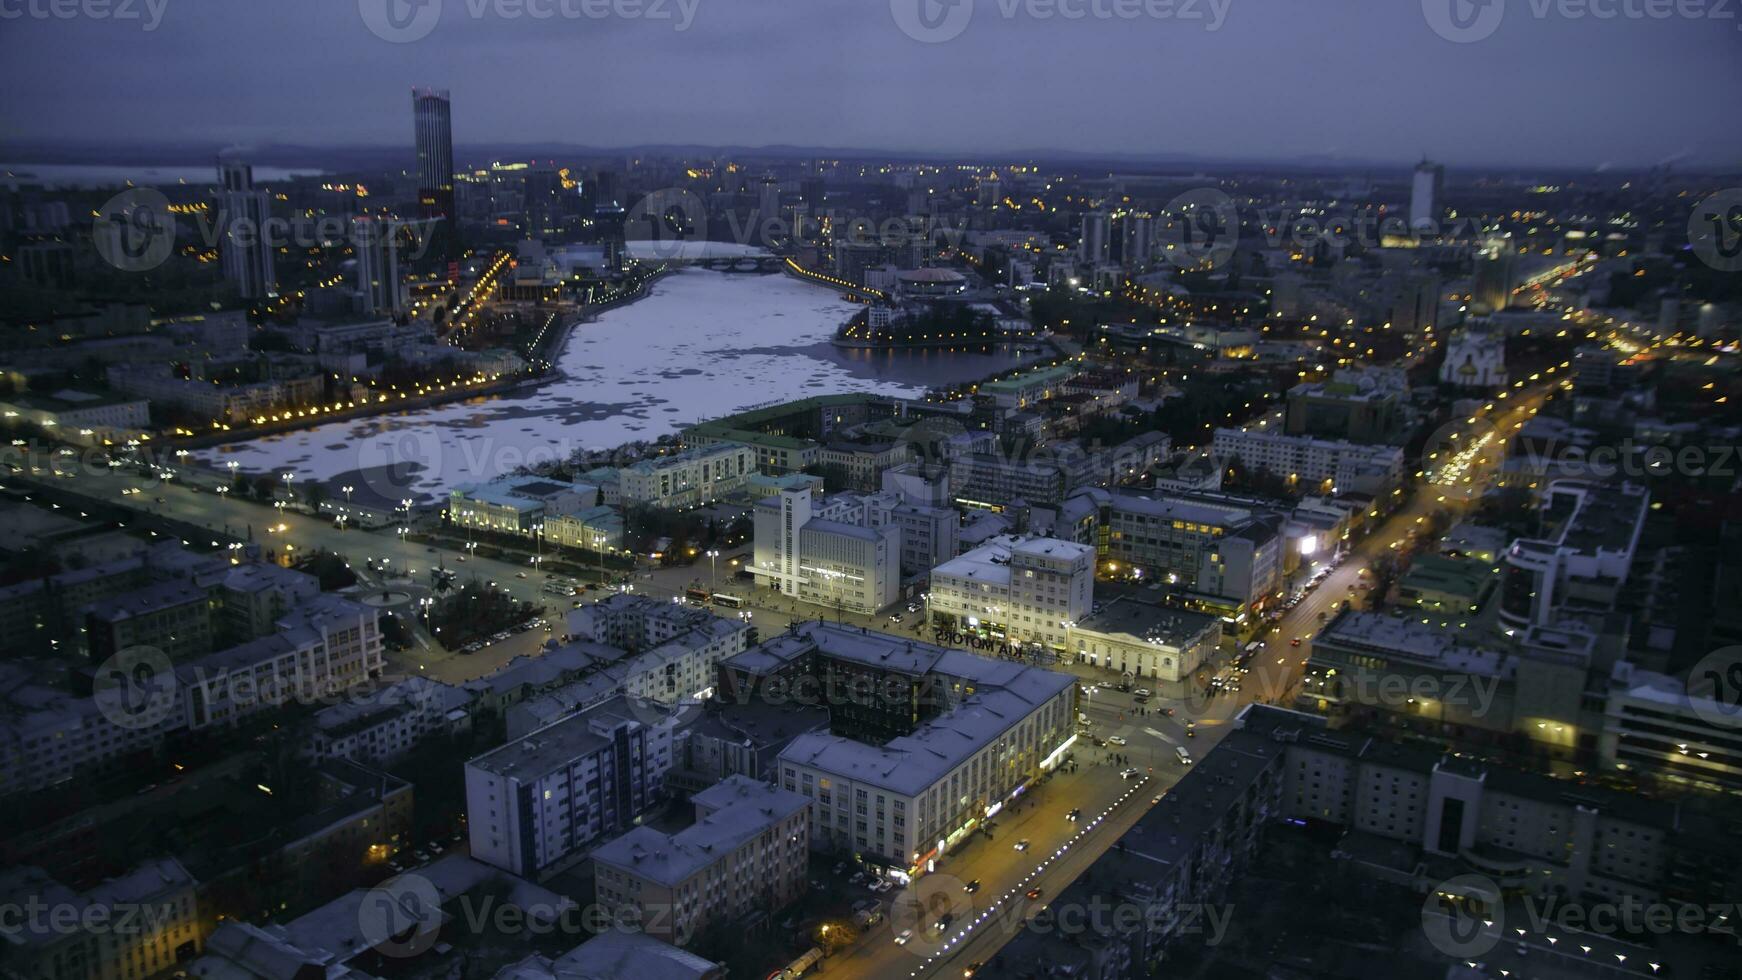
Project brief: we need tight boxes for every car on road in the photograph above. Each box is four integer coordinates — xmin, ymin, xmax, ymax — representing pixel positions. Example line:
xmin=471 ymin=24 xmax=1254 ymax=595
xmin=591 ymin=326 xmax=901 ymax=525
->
xmin=1025 ymin=887 xmax=1043 ymax=900
xmin=1066 ymin=808 xmax=1081 ymax=822
xmin=1107 ymin=735 xmax=1127 ymax=746
xmin=1013 ymin=839 xmax=1030 ymax=851
xmin=1120 ymin=767 xmax=1141 ymax=779
xmin=963 ymin=963 xmax=983 ymax=977
xmin=963 ymin=879 xmax=980 ymax=894
xmin=1291 ymin=636 xmax=1303 ymax=647
xmin=1133 ymin=688 xmax=1151 ymax=698
xmin=515 ymin=572 xmax=528 ymax=579
xmin=893 ymin=929 xmax=912 ymax=945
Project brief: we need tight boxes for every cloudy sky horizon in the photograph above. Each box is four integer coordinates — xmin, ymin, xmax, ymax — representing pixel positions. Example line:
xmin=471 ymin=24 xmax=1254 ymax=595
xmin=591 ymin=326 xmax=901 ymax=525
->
xmin=2 ymin=0 xmax=1738 ymax=170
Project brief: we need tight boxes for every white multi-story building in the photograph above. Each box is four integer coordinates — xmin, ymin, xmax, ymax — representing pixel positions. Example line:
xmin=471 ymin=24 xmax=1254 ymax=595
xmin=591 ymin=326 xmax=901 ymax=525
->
xmin=752 ymin=488 xmax=899 ymax=614
xmin=465 ymin=696 xmax=682 ymax=879
xmin=179 ymin=595 xmax=386 ymax=730
xmin=1212 ymin=424 xmax=1404 ymax=495
xmin=303 ymin=675 xmax=475 ymax=766
xmin=592 ymin=775 xmax=810 ymax=946
xmin=928 ymin=536 xmax=1094 ymax=649
xmin=448 ymin=476 xmax=600 ymax=536
xmin=776 ymin=639 xmax=1076 ymax=879
xmin=620 ymin=444 xmax=755 ymax=510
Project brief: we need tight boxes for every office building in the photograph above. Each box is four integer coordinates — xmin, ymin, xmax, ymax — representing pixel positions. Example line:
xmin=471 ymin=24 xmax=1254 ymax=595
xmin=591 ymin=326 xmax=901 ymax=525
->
xmin=752 ymin=488 xmax=899 ymax=614
xmin=217 ymin=159 xmax=276 ymax=300
xmin=1474 ymin=247 xmax=1515 ymax=313
xmin=464 ymin=696 xmax=683 ymax=879
xmin=352 ymin=216 xmax=405 ymax=317
xmin=448 ymin=475 xmax=600 ymax=535
xmin=413 ymin=87 xmax=454 ymax=220
xmin=927 ymin=536 xmax=1094 ymax=649
xmin=619 ymin=444 xmax=755 ymax=510
xmin=592 ymin=776 xmax=809 ymax=946
xmin=1499 ymin=480 xmax=1649 ymax=631
xmin=765 ymin=626 xmax=1077 ymax=879
xmin=1284 ymin=369 xmax=1404 ymax=444
xmin=1056 ymin=487 xmax=1285 ymax=618
xmin=1410 ymin=159 xmax=1444 ymax=232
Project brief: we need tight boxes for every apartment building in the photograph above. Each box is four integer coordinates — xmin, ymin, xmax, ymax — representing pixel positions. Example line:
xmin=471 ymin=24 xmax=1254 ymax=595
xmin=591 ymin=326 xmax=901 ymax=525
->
xmin=0 ymin=858 xmax=203 ymax=980
xmin=619 ymin=443 xmax=755 ymax=509
xmin=465 ymin=696 xmax=682 ymax=879
xmin=83 ymin=582 xmax=215 ymax=663
xmin=179 ymin=595 xmax=386 ymax=730
xmin=303 ymin=676 xmax=475 ymax=766
xmin=1212 ymin=425 xmax=1405 ymax=496
xmin=592 ymin=776 xmax=809 ymax=946
xmin=0 ymin=595 xmax=383 ymax=796
xmin=927 ymin=536 xmax=1094 ymax=650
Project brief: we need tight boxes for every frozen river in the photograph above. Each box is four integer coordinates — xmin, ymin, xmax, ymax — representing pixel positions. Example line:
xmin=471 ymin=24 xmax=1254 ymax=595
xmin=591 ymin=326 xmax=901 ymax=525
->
xmin=199 ymin=269 xmax=1029 ymax=502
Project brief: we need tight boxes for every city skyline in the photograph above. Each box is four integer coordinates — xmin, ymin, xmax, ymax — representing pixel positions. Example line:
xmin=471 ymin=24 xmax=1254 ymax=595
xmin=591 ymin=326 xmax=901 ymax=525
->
xmin=0 ymin=0 xmax=1738 ymax=169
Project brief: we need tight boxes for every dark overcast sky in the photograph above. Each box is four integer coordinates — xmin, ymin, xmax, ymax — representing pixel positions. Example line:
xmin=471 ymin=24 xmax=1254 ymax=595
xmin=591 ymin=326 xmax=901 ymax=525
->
xmin=2 ymin=0 xmax=1738 ymax=169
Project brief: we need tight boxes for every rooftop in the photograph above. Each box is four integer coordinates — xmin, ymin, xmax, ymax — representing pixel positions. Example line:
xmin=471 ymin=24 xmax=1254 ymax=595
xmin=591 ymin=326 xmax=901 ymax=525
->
xmin=467 ymin=695 xmax=671 ymax=779
xmin=1074 ymin=597 xmax=1221 ymax=647
xmin=592 ymin=776 xmax=807 ymax=887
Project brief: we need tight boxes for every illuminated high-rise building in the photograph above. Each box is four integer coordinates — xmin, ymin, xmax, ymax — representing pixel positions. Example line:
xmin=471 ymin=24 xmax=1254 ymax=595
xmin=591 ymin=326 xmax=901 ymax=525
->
xmin=217 ymin=158 xmax=277 ymax=300
xmin=413 ymin=87 xmax=455 ymax=260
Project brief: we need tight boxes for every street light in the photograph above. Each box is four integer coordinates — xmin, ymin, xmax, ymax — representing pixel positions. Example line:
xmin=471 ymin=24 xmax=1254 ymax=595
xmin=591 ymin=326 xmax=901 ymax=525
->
xmin=705 ymin=549 xmax=719 ymax=593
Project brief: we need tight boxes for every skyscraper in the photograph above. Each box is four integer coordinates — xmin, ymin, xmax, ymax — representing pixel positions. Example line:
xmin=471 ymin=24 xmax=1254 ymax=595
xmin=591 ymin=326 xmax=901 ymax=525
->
xmin=353 ymin=216 xmax=404 ymax=317
xmin=1409 ymin=159 xmax=1444 ymax=233
xmin=523 ymin=165 xmax=563 ymax=239
xmin=1079 ymin=211 xmax=1109 ymax=266
xmin=1473 ymin=247 xmax=1515 ymax=313
xmin=413 ymin=88 xmax=455 ymax=262
xmin=217 ymin=159 xmax=276 ymax=300
xmin=1119 ymin=211 xmax=1154 ymax=271
xmin=413 ymin=88 xmax=454 ymax=199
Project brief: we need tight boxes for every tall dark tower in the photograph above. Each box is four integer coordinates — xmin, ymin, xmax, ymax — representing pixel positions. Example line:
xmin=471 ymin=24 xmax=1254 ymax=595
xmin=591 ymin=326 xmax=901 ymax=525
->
xmin=413 ymin=87 xmax=456 ymax=263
